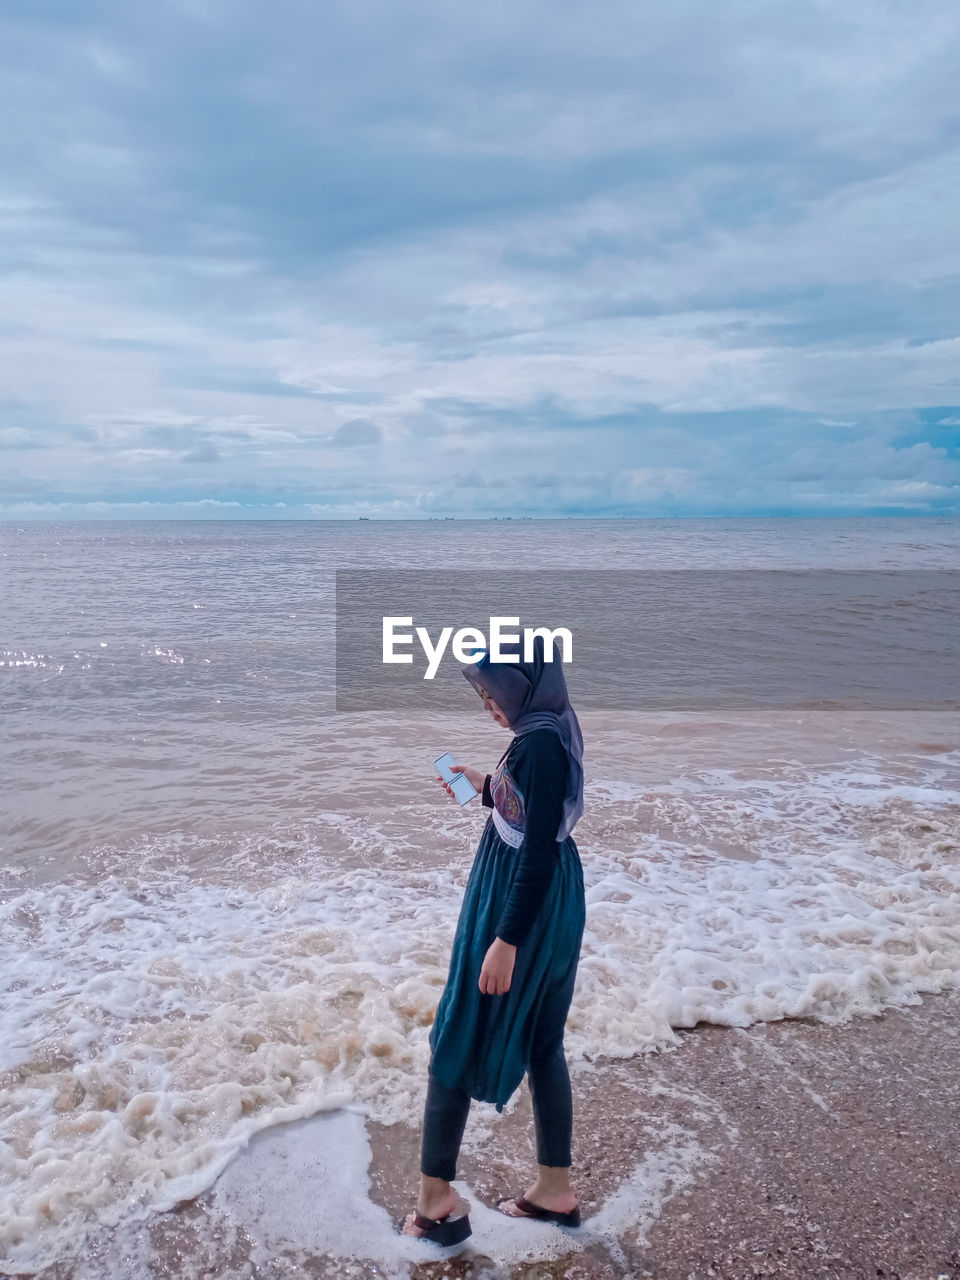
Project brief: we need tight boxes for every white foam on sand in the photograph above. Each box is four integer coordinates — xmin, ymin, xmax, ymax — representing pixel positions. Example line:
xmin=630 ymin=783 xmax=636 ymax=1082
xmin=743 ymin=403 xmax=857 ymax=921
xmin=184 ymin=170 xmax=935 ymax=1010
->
xmin=30 ymin=1103 xmax=712 ymax=1279
xmin=208 ymin=1108 xmax=395 ymax=1261
xmin=184 ymin=1105 xmax=712 ymax=1276
xmin=1 ymin=749 xmax=959 ymax=1272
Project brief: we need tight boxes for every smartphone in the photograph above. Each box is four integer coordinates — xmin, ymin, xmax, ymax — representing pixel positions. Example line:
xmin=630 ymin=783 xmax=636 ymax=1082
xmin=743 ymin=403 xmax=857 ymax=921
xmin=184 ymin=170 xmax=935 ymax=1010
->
xmin=434 ymin=752 xmax=478 ymax=805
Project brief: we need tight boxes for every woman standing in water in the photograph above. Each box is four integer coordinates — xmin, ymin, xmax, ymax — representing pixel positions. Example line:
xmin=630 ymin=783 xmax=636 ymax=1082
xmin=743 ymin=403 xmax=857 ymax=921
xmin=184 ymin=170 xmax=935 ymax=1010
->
xmin=399 ymin=634 xmax=586 ymax=1245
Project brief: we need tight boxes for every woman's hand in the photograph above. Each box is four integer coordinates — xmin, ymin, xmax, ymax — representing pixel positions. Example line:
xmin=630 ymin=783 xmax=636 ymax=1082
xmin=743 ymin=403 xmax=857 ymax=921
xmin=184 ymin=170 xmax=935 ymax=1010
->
xmin=435 ymin=763 xmax=486 ymax=800
xmin=479 ymin=938 xmax=516 ymax=995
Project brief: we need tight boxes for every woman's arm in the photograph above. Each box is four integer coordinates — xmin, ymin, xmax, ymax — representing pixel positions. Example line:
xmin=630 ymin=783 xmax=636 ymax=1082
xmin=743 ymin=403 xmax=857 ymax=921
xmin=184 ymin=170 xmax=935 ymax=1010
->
xmin=493 ymin=730 xmax=568 ymax=947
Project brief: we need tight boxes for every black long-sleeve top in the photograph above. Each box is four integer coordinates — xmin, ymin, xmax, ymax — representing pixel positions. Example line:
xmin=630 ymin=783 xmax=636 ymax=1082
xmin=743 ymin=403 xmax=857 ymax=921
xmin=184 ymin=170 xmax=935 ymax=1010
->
xmin=481 ymin=728 xmax=569 ymax=947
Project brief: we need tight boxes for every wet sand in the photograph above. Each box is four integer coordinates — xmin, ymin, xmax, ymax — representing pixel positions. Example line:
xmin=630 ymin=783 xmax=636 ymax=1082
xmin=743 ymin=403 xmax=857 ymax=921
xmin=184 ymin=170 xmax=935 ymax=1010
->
xmin=26 ymin=990 xmax=959 ymax=1280
xmin=367 ymin=990 xmax=960 ymax=1280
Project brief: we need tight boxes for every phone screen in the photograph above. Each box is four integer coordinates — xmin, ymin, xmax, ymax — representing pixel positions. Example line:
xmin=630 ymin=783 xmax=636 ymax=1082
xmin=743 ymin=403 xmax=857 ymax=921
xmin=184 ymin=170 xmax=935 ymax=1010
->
xmin=433 ymin=753 xmax=478 ymax=805
xmin=434 ymin=751 xmax=457 ymax=782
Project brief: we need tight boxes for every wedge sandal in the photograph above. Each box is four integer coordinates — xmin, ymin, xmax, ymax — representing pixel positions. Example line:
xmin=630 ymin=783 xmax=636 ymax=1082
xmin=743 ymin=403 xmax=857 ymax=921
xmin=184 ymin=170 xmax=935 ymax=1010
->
xmin=495 ymin=1195 xmax=581 ymax=1228
xmin=396 ymin=1206 xmax=472 ymax=1246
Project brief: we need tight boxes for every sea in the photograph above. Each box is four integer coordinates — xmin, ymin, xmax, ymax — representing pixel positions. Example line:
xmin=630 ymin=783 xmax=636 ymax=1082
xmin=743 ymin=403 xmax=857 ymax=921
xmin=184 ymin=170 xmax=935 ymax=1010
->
xmin=1 ymin=517 xmax=959 ymax=1277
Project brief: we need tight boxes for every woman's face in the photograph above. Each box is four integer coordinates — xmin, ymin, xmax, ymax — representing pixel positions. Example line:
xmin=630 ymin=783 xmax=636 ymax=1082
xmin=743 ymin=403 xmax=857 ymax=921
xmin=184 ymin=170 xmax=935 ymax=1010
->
xmin=477 ymin=685 xmax=511 ymax=728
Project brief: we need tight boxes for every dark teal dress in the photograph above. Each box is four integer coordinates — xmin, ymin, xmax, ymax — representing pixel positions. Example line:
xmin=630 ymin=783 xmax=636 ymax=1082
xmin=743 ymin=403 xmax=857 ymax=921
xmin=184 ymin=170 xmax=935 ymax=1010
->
xmin=428 ymin=728 xmax=586 ymax=1111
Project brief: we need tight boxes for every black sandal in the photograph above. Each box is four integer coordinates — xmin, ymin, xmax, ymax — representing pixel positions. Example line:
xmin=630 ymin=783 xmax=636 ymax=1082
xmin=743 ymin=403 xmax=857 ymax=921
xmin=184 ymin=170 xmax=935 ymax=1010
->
xmin=495 ymin=1195 xmax=581 ymax=1228
xmin=396 ymin=1206 xmax=472 ymax=1246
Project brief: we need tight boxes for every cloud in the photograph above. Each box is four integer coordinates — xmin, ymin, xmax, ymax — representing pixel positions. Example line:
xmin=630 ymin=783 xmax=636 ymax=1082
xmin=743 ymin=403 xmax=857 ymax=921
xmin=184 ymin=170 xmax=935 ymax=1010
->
xmin=330 ymin=417 xmax=383 ymax=447
xmin=1 ymin=0 xmax=959 ymax=515
xmin=0 ymin=428 xmax=37 ymax=449
xmin=181 ymin=440 xmax=222 ymax=463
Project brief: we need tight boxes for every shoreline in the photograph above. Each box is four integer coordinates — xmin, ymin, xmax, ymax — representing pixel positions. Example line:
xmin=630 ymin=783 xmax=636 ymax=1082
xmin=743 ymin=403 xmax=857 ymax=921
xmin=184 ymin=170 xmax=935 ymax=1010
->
xmin=21 ymin=989 xmax=960 ymax=1280
xmin=365 ymin=988 xmax=960 ymax=1279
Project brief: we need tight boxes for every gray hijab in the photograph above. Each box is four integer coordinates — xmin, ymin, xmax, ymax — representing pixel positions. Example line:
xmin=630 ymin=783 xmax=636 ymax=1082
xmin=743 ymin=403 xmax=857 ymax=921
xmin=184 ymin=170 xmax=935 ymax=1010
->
xmin=461 ymin=633 xmax=584 ymax=841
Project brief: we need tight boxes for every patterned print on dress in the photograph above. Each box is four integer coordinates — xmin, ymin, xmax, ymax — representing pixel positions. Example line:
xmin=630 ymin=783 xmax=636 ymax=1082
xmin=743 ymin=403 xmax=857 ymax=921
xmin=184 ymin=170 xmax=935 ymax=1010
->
xmin=490 ymin=761 xmax=525 ymax=832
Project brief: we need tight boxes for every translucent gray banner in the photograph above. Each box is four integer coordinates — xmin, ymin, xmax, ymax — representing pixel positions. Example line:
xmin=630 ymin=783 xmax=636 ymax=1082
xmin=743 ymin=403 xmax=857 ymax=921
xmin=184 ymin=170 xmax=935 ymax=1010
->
xmin=335 ymin=570 xmax=960 ymax=712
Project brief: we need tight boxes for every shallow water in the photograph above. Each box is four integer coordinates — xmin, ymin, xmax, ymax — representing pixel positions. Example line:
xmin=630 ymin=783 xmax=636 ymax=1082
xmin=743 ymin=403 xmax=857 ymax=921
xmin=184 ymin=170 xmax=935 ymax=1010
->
xmin=1 ymin=518 xmax=959 ymax=1274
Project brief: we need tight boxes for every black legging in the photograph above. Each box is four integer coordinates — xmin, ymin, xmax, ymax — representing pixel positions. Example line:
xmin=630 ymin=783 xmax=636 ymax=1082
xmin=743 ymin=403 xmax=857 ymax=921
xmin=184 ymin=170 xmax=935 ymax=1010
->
xmin=420 ymin=1042 xmax=573 ymax=1181
xmin=419 ymin=953 xmax=579 ymax=1181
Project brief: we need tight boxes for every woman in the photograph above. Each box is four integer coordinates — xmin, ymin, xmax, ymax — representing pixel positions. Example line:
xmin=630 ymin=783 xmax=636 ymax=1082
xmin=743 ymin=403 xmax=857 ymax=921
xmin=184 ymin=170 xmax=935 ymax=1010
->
xmin=398 ymin=633 xmax=586 ymax=1246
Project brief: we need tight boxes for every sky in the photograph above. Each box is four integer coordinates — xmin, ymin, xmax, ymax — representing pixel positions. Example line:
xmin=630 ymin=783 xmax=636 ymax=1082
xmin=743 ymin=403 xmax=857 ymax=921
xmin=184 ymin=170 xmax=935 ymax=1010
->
xmin=1 ymin=0 xmax=959 ymax=519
